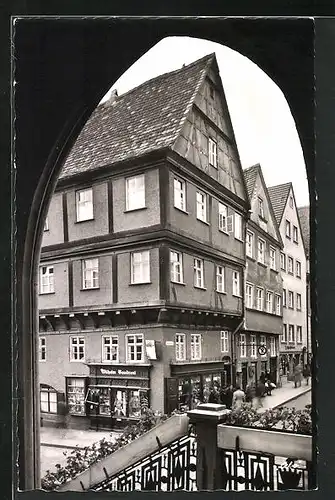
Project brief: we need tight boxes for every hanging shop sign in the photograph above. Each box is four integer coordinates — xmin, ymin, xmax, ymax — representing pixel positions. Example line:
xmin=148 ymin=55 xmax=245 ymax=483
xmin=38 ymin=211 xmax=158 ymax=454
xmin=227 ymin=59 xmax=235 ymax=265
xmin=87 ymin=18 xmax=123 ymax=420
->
xmin=258 ymin=345 xmax=268 ymax=356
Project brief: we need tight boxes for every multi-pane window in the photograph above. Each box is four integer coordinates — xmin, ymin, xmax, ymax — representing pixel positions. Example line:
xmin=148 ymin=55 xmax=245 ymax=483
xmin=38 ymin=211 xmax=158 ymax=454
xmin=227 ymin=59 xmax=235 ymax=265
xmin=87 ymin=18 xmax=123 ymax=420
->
xmin=234 ymin=213 xmax=243 ymax=240
xmin=280 ymin=252 xmax=286 ymax=271
xmin=131 ymin=250 xmax=150 ymax=284
xmin=190 ymin=334 xmax=201 ymax=360
xmin=258 ymin=197 xmax=265 ymax=218
xmin=293 ymin=225 xmax=298 ymax=243
xmin=39 ymin=337 xmax=46 ymax=361
xmin=250 ymin=335 xmax=256 ymax=358
xmin=256 ymin=287 xmax=264 ymax=311
xmin=194 ymin=258 xmax=204 ymax=288
xmin=286 ymin=220 xmax=291 ymax=238
xmin=208 ymin=138 xmax=218 ymax=168
xmin=296 ymin=293 xmax=302 ymax=311
xmin=170 ymin=251 xmax=183 ymax=284
xmin=232 ymin=270 xmax=241 ymax=296
xmin=70 ymin=337 xmax=85 ymax=362
xmin=275 ymin=294 xmax=281 ymax=315
xmin=216 ymin=265 xmax=225 ymax=293
xmin=102 ymin=336 xmax=119 ymax=362
xmin=76 ymin=187 xmax=93 ymax=222
xmin=82 ymin=258 xmax=99 ymax=289
xmin=269 ymin=247 xmax=276 ymax=270
xmin=260 ymin=335 xmax=266 ymax=357
xmin=67 ymin=378 xmax=86 ymax=415
xmin=282 ymin=324 xmax=288 ymax=343
xmin=297 ymin=326 xmax=303 ymax=344
xmin=44 ymin=217 xmax=49 ymax=231
xmin=220 ymin=331 xmax=229 ymax=353
xmin=40 ymin=265 xmax=54 ymax=294
xmin=218 ymin=203 xmax=228 ymax=232
xmin=240 ymin=333 xmax=246 ymax=358
xmin=246 ymin=283 xmax=254 ymax=308
xmin=288 ymin=291 xmax=294 ymax=309
xmin=175 ymin=334 xmax=186 ymax=361
xmin=126 ymin=334 xmax=144 ymax=362
xmin=246 ymin=231 xmax=254 ymax=258
xmin=296 ymin=260 xmax=302 ymax=278
xmin=258 ymin=238 xmax=265 ymax=264
xmin=288 ymin=256 xmax=294 ymax=274
xmin=266 ymin=291 xmax=274 ymax=313
xmin=196 ymin=191 xmax=207 ymax=222
xmin=270 ymin=337 xmax=276 ymax=357
xmin=126 ymin=174 xmax=145 ymax=211
xmin=283 ymin=289 xmax=287 ymax=308
xmin=289 ymin=324 xmax=295 ymax=343
xmin=40 ymin=389 xmax=57 ymax=413
xmin=174 ymin=178 xmax=186 ymax=211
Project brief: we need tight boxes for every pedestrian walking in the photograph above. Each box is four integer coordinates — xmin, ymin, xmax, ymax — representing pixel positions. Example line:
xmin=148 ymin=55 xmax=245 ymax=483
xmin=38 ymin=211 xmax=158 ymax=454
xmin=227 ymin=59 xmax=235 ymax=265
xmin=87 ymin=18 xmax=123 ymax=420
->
xmin=225 ymin=385 xmax=234 ymax=409
xmin=303 ymin=364 xmax=311 ymax=386
xmin=294 ymin=363 xmax=302 ymax=388
xmin=232 ymin=385 xmax=246 ymax=409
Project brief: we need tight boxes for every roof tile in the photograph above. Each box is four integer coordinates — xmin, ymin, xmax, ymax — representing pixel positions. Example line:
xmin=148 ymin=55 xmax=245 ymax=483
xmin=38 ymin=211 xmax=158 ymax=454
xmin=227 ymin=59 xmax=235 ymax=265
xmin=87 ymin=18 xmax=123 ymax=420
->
xmin=267 ymin=183 xmax=292 ymax=225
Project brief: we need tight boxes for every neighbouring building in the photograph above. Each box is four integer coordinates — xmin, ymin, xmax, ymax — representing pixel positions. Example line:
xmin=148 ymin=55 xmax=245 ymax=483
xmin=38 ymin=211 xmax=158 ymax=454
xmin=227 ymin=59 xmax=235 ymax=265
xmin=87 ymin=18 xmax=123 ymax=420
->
xmin=240 ymin=164 xmax=283 ymax=388
xmin=298 ymin=205 xmax=312 ymax=357
xmin=38 ymin=53 xmax=251 ymax=430
xmin=268 ymin=183 xmax=307 ymax=378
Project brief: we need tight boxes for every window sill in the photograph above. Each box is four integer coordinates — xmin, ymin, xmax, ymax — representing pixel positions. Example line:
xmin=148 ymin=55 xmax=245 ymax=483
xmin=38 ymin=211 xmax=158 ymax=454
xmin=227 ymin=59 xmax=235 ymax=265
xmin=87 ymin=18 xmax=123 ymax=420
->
xmin=216 ymin=290 xmax=227 ymax=295
xmin=171 ymin=280 xmax=186 ymax=286
xmin=39 ymin=291 xmax=55 ymax=296
xmin=75 ymin=217 xmax=95 ymax=224
xmin=218 ymin=228 xmax=230 ymax=236
xmin=129 ymin=281 xmax=152 ymax=286
xmin=286 ymin=236 xmax=291 ymax=240
xmin=258 ymin=215 xmax=268 ymax=223
xmin=194 ymin=286 xmax=207 ymax=291
xmin=174 ymin=206 xmax=189 ymax=215
xmin=234 ymin=237 xmax=244 ymax=243
xmin=280 ymin=268 xmax=286 ymax=273
xmin=124 ymin=206 xmax=147 ymax=213
xmin=296 ymin=276 xmax=302 ymax=280
xmin=287 ymin=272 xmax=294 ymax=276
xmin=209 ymin=163 xmax=217 ymax=169
xmin=293 ymin=240 xmax=299 ymax=245
xmin=70 ymin=360 xmax=86 ymax=363
xmin=233 ymin=294 xmax=242 ymax=299
xmin=196 ymin=217 xmax=210 ymax=226
xmin=246 ymin=255 xmax=255 ymax=261
xmin=270 ymin=268 xmax=278 ymax=273
xmin=81 ymin=287 xmax=100 ymax=291
xmin=125 ymin=360 xmax=145 ymax=364
xmin=190 ymin=358 xmax=202 ymax=362
xmin=258 ymin=261 xmax=267 ymax=268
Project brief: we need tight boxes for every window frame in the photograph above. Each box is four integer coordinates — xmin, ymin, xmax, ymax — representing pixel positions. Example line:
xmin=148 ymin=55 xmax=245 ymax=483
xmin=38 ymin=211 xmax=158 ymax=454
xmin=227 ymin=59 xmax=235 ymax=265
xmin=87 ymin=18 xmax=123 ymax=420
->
xmin=131 ymin=250 xmax=151 ymax=284
xmin=102 ymin=335 xmax=119 ymax=363
xmin=170 ymin=250 xmax=184 ymax=284
xmin=220 ymin=331 xmax=229 ymax=353
xmin=82 ymin=257 xmax=99 ymax=290
xmin=234 ymin=213 xmax=243 ymax=241
xmin=296 ymin=293 xmax=302 ymax=311
xmin=66 ymin=377 xmax=86 ymax=416
xmin=256 ymin=287 xmax=264 ymax=311
xmin=240 ymin=333 xmax=246 ymax=358
xmin=70 ymin=336 xmax=85 ymax=362
xmin=39 ymin=336 xmax=46 ymax=362
xmin=269 ymin=246 xmax=276 ymax=270
xmin=266 ymin=290 xmax=274 ymax=314
xmin=218 ymin=202 xmax=228 ymax=233
xmin=293 ymin=225 xmax=298 ymax=243
xmin=283 ymin=289 xmax=287 ymax=308
xmin=194 ymin=258 xmax=205 ymax=289
xmin=175 ymin=333 xmax=186 ymax=361
xmin=275 ymin=294 xmax=281 ymax=315
xmin=287 ymin=256 xmax=294 ymax=275
xmin=257 ymin=238 xmax=266 ymax=265
xmin=232 ymin=270 xmax=241 ymax=297
xmin=296 ymin=260 xmax=302 ymax=278
xmin=76 ymin=187 xmax=94 ymax=222
xmin=196 ymin=191 xmax=208 ymax=223
xmin=270 ymin=337 xmax=276 ymax=357
xmin=288 ymin=324 xmax=295 ymax=343
xmin=288 ymin=290 xmax=294 ymax=309
xmin=258 ymin=196 xmax=265 ymax=218
xmin=245 ymin=283 xmax=254 ymax=309
xmin=250 ymin=335 xmax=257 ymax=358
xmin=40 ymin=388 xmax=57 ymax=414
xmin=260 ymin=335 xmax=266 ymax=357
xmin=246 ymin=230 xmax=254 ymax=258
xmin=280 ymin=252 xmax=286 ymax=271
xmin=282 ymin=324 xmax=288 ymax=343
xmin=285 ymin=220 xmax=291 ymax=239
xmin=126 ymin=334 xmax=144 ymax=363
xmin=296 ymin=325 xmax=303 ymax=344
xmin=173 ymin=177 xmax=186 ymax=212
xmin=39 ymin=265 xmax=54 ymax=294
xmin=208 ymin=137 xmax=218 ymax=168
xmin=125 ymin=174 xmax=146 ymax=212
xmin=216 ymin=265 xmax=226 ymax=293
xmin=190 ymin=333 xmax=202 ymax=361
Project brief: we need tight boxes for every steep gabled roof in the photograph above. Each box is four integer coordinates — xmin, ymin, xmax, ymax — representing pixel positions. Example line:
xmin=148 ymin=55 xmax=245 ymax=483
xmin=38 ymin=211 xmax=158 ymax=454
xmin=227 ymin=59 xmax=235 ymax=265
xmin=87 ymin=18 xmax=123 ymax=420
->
xmin=60 ymin=54 xmax=215 ymax=180
xmin=267 ymin=182 xmax=292 ymax=225
xmin=298 ymin=206 xmax=310 ymax=257
xmin=243 ymin=165 xmax=259 ymax=200
xmin=243 ymin=164 xmax=283 ymax=247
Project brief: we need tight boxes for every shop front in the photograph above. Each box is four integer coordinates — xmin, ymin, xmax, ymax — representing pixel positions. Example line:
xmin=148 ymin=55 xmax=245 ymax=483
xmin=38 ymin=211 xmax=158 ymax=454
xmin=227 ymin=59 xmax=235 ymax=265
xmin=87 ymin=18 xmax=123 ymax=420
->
xmin=166 ymin=361 xmax=232 ymax=413
xmin=85 ymin=364 xmax=151 ymax=430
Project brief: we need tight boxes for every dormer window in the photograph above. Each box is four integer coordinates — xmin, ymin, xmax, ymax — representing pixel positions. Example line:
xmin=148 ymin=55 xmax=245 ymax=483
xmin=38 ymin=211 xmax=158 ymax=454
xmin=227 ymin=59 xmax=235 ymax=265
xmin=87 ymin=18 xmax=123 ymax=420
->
xmin=289 ymin=195 xmax=294 ymax=208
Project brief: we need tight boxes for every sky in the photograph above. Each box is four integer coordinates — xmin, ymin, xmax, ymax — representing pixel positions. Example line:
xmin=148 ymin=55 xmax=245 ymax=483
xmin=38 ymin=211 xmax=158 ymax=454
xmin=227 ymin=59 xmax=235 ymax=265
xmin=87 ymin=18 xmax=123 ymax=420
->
xmin=102 ymin=36 xmax=309 ymax=208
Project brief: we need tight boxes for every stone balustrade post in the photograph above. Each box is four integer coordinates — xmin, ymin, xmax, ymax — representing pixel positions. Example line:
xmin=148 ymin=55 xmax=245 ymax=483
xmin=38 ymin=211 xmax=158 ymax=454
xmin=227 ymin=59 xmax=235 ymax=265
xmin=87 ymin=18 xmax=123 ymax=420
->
xmin=187 ymin=403 xmax=230 ymax=491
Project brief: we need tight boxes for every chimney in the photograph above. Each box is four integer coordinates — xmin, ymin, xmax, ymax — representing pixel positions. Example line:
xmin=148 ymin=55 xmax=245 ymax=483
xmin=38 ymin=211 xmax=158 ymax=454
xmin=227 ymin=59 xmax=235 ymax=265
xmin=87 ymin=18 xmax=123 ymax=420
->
xmin=105 ymin=89 xmax=118 ymax=107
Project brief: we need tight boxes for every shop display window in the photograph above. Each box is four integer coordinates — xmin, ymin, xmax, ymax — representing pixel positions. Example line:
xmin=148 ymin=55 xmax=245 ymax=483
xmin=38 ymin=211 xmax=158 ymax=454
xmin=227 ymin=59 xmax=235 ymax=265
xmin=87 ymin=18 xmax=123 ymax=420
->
xmin=98 ymin=387 xmax=111 ymax=416
xmin=113 ymin=390 xmax=127 ymax=417
xmin=67 ymin=378 xmax=86 ymax=415
xmin=128 ymin=390 xmax=141 ymax=417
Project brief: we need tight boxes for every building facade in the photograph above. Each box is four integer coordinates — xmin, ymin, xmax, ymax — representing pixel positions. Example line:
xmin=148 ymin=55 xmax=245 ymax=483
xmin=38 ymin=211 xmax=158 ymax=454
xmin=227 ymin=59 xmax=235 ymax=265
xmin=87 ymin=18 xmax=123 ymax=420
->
xmin=239 ymin=165 xmax=283 ymax=388
xmin=298 ymin=205 xmax=312 ymax=357
xmin=38 ymin=54 xmax=251 ymax=430
xmin=268 ymin=184 xmax=308 ymax=377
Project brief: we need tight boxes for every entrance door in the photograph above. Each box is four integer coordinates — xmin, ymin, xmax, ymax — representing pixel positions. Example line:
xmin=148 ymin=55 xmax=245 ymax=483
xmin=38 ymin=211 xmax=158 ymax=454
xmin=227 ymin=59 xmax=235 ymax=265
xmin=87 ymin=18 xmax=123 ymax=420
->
xmin=241 ymin=363 xmax=248 ymax=390
xmin=165 ymin=377 xmax=178 ymax=414
xmin=270 ymin=357 xmax=277 ymax=383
